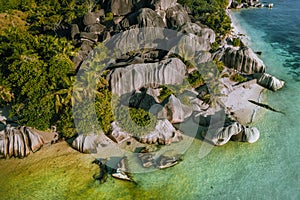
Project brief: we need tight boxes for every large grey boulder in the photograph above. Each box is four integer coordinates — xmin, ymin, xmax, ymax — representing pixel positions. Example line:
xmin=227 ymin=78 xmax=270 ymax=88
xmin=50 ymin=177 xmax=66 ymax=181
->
xmin=25 ymin=128 xmax=44 ymax=153
xmin=109 ymin=58 xmax=186 ymax=96
xmin=71 ymin=133 xmax=114 ymax=154
xmin=152 ymin=0 xmax=177 ymax=11
xmin=159 ymin=95 xmax=193 ymax=123
xmin=109 ymin=122 xmax=131 ymax=143
xmin=85 ymin=23 xmax=106 ymax=34
xmin=204 ymin=122 xmax=260 ymax=146
xmin=120 ymin=8 xmax=165 ymax=30
xmin=71 ymin=134 xmax=99 ymax=153
xmin=137 ymin=8 xmax=165 ymax=28
xmin=83 ymin=12 xmax=98 ymax=26
xmin=71 ymin=24 xmax=80 ymax=40
xmin=136 ymin=119 xmax=183 ymax=144
xmin=80 ymin=32 xmax=98 ymax=43
xmin=222 ymin=47 xmax=266 ymax=75
xmin=179 ymin=22 xmax=216 ymax=50
xmin=166 ymin=4 xmax=190 ymax=29
xmin=111 ymin=0 xmax=135 ymax=16
xmin=105 ymin=27 xmax=165 ymax=55
xmin=254 ymin=73 xmax=285 ymax=91
xmin=0 ymin=126 xmax=44 ymax=158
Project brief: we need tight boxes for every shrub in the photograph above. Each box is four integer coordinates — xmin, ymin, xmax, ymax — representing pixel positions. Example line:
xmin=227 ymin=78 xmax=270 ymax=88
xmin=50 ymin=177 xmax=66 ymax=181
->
xmin=232 ymin=37 xmax=241 ymax=47
xmin=115 ymin=106 xmax=157 ymax=137
xmin=230 ymin=74 xmax=247 ymax=82
xmin=187 ymin=71 xmax=205 ymax=88
xmin=214 ymin=60 xmax=225 ymax=73
xmin=158 ymin=86 xmax=175 ymax=102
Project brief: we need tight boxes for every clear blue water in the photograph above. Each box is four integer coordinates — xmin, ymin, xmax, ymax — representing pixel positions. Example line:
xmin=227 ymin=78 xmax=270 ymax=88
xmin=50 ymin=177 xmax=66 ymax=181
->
xmin=1 ymin=1 xmax=299 ymax=199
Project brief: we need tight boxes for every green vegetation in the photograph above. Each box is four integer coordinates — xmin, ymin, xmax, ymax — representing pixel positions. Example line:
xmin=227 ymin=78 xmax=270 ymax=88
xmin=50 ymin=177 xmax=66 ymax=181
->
xmin=178 ymin=0 xmax=232 ymax=36
xmin=232 ymin=37 xmax=242 ymax=47
xmin=95 ymin=75 xmax=115 ymax=134
xmin=104 ymin=12 xmax=113 ymax=21
xmin=230 ymin=74 xmax=247 ymax=82
xmin=214 ymin=59 xmax=225 ymax=73
xmin=158 ymin=86 xmax=175 ymax=102
xmin=115 ymin=106 xmax=157 ymax=137
xmin=0 ymin=0 xmax=101 ymax=138
xmin=187 ymin=71 xmax=205 ymax=88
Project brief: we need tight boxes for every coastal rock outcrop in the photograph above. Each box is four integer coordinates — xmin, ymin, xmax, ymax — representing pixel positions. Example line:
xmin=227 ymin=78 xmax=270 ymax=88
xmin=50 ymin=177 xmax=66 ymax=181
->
xmin=109 ymin=121 xmax=131 ymax=143
xmin=166 ymin=4 xmax=190 ymax=29
xmin=152 ymin=0 xmax=177 ymax=11
xmin=204 ymin=122 xmax=260 ymax=146
xmin=0 ymin=126 xmax=45 ymax=158
xmin=254 ymin=73 xmax=285 ymax=91
xmin=109 ymin=58 xmax=186 ymax=96
xmin=135 ymin=119 xmax=183 ymax=144
xmin=110 ymin=0 xmax=135 ymax=16
xmin=120 ymin=8 xmax=165 ymax=29
xmin=222 ymin=46 xmax=266 ymax=75
xmin=179 ymin=22 xmax=216 ymax=46
xmin=159 ymin=95 xmax=193 ymax=123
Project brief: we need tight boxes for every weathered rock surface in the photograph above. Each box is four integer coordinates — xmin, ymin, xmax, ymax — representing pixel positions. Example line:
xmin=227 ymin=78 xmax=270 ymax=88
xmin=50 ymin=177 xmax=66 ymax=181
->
xmin=71 ymin=134 xmax=99 ymax=153
xmin=137 ymin=8 xmax=166 ymax=28
xmin=152 ymin=0 xmax=177 ymax=11
xmin=109 ymin=121 xmax=131 ymax=143
xmin=110 ymin=0 xmax=135 ymax=16
xmin=85 ymin=23 xmax=106 ymax=34
xmin=179 ymin=22 xmax=216 ymax=46
xmin=135 ymin=119 xmax=183 ymax=144
xmin=166 ymin=4 xmax=190 ymax=29
xmin=80 ymin=32 xmax=98 ymax=43
xmin=159 ymin=95 xmax=193 ymax=123
xmin=109 ymin=58 xmax=186 ymax=96
xmin=204 ymin=122 xmax=260 ymax=146
xmin=222 ymin=47 xmax=266 ymax=75
xmin=120 ymin=8 xmax=165 ymax=29
xmin=254 ymin=73 xmax=285 ymax=91
xmin=83 ymin=12 xmax=99 ymax=26
xmin=71 ymin=24 xmax=80 ymax=40
xmin=0 ymin=126 xmax=45 ymax=158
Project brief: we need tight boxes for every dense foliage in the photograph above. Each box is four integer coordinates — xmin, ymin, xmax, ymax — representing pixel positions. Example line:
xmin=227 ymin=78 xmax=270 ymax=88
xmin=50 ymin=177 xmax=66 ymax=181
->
xmin=0 ymin=0 xmax=94 ymax=137
xmin=115 ymin=106 xmax=157 ymax=137
xmin=178 ymin=0 xmax=231 ymax=38
xmin=0 ymin=0 xmax=232 ymax=138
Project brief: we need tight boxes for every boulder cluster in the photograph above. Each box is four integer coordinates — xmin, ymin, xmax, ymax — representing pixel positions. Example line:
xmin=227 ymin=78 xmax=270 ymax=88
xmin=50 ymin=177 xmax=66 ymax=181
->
xmin=0 ymin=0 xmax=285 ymax=160
xmin=228 ymin=0 xmax=265 ymax=9
xmin=69 ymin=0 xmax=285 ymax=152
xmin=0 ymin=125 xmax=48 ymax=158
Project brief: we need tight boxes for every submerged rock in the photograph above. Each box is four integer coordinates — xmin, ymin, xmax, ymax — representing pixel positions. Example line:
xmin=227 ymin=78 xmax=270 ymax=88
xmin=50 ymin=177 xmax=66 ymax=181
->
xmin=138 ymin=153 xmax=155 ymax=168
xmin=111 ymin=157 xmax=134 ymax=181
xmin=156 ymin=150 xmax=183 ymax=169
